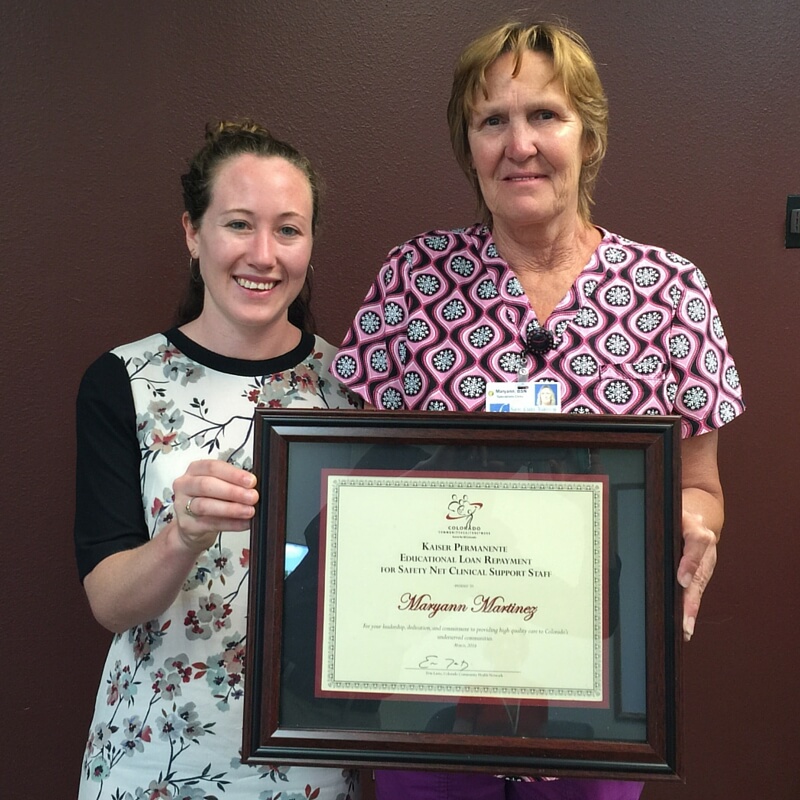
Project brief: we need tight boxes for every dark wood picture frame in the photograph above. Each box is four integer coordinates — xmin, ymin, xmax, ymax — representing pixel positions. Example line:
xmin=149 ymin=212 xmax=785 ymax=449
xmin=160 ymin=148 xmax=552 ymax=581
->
xmin=243 ymin=410 xmax=682 ymax=780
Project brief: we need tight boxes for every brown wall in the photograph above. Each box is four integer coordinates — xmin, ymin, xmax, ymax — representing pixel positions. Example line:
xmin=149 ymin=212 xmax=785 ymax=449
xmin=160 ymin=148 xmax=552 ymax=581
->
xmin=3 ymin=1 xmax=798 ymax=795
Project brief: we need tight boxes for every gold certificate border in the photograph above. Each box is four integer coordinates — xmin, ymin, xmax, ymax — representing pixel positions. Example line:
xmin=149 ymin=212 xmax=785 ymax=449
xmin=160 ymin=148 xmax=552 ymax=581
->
xmin=318 ymin=472 xmax=608 ymax=704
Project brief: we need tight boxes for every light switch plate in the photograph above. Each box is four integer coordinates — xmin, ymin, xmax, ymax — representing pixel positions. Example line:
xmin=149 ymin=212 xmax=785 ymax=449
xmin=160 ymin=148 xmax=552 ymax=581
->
xmin=787 ymin=195 xmax=800 ymax=248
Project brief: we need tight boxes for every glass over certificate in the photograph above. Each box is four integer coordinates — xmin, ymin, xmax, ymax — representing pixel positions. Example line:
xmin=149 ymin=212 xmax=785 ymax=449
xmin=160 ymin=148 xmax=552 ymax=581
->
xmin=243 ymin=410 xmax=683 ymax=780
xmin=318 ymin=472 xmax=608 ymax=704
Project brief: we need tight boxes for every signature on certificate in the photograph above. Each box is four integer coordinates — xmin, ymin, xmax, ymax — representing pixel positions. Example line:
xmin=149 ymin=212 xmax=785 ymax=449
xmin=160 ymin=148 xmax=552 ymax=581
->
xmin=418 ymin=655 xmax=469 ymax=671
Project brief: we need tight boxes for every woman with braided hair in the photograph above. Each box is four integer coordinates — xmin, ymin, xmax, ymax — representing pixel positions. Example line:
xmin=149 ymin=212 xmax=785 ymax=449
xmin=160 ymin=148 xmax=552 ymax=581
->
xmin=75 ymin=120 xmax=361 ymax=799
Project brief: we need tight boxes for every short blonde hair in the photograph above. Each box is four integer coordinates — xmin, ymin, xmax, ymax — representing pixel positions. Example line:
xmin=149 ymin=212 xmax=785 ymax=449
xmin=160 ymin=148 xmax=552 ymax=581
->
xmin=447 ymin=21 xmax=608 ymax=224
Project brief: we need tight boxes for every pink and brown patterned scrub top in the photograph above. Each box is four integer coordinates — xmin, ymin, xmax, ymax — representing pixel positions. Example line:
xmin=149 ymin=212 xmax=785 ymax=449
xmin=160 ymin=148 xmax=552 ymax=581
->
xmin=334 ymin=225 xmax=744 ymax=437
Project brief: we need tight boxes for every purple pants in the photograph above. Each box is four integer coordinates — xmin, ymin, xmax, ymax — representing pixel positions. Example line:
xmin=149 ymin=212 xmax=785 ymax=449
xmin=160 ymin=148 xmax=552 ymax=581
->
xmin=374 ymin=771 xmax=644 ymax=800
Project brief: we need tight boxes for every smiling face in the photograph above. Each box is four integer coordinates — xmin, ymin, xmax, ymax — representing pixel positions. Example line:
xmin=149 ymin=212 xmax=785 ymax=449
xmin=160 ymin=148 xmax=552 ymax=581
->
xmin=467 ymin=50 xmax=588 ymax=238
xmin=183 ymin=153 xmax=313 ymax=355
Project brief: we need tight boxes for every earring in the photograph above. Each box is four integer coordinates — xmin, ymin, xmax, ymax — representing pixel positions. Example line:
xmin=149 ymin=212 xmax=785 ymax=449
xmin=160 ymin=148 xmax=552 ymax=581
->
xmin=189 ymin=255 xmax=202 ymax=283
xmin=308 ymin=263 xmax=315 ymax=275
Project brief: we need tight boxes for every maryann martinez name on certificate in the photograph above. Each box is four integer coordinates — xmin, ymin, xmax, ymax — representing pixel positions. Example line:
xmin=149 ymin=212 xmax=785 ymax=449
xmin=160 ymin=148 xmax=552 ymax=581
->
xmin=397 ymin=592 xmax=539 ymax=622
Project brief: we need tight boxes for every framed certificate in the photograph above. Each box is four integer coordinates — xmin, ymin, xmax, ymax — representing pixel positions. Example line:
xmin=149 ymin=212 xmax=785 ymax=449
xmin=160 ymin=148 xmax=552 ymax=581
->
xmin=243 ymin=410 xmax=682 ymax=780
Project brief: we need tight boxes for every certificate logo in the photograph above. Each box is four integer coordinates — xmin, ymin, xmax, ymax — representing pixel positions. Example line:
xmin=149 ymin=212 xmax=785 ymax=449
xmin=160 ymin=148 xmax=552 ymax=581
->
xmin=446 ymin=494 xmax=483 ymax=530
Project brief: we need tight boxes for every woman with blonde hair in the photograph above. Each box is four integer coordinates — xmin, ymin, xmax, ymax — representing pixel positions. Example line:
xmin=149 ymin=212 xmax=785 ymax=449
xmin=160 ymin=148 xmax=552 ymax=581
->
xmin=336 ymin=19 xmax=743 ymax=800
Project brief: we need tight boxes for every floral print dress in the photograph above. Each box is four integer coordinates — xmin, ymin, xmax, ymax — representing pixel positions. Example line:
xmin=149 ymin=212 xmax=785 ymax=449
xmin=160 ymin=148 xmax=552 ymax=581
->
xmin=75 ymin=329 xmax=360 ymax=800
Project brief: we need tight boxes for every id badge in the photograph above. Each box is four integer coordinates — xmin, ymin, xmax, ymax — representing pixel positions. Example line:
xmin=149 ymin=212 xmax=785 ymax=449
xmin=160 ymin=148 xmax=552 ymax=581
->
xmin=485 ymin=380 xmax=562 ymax=413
